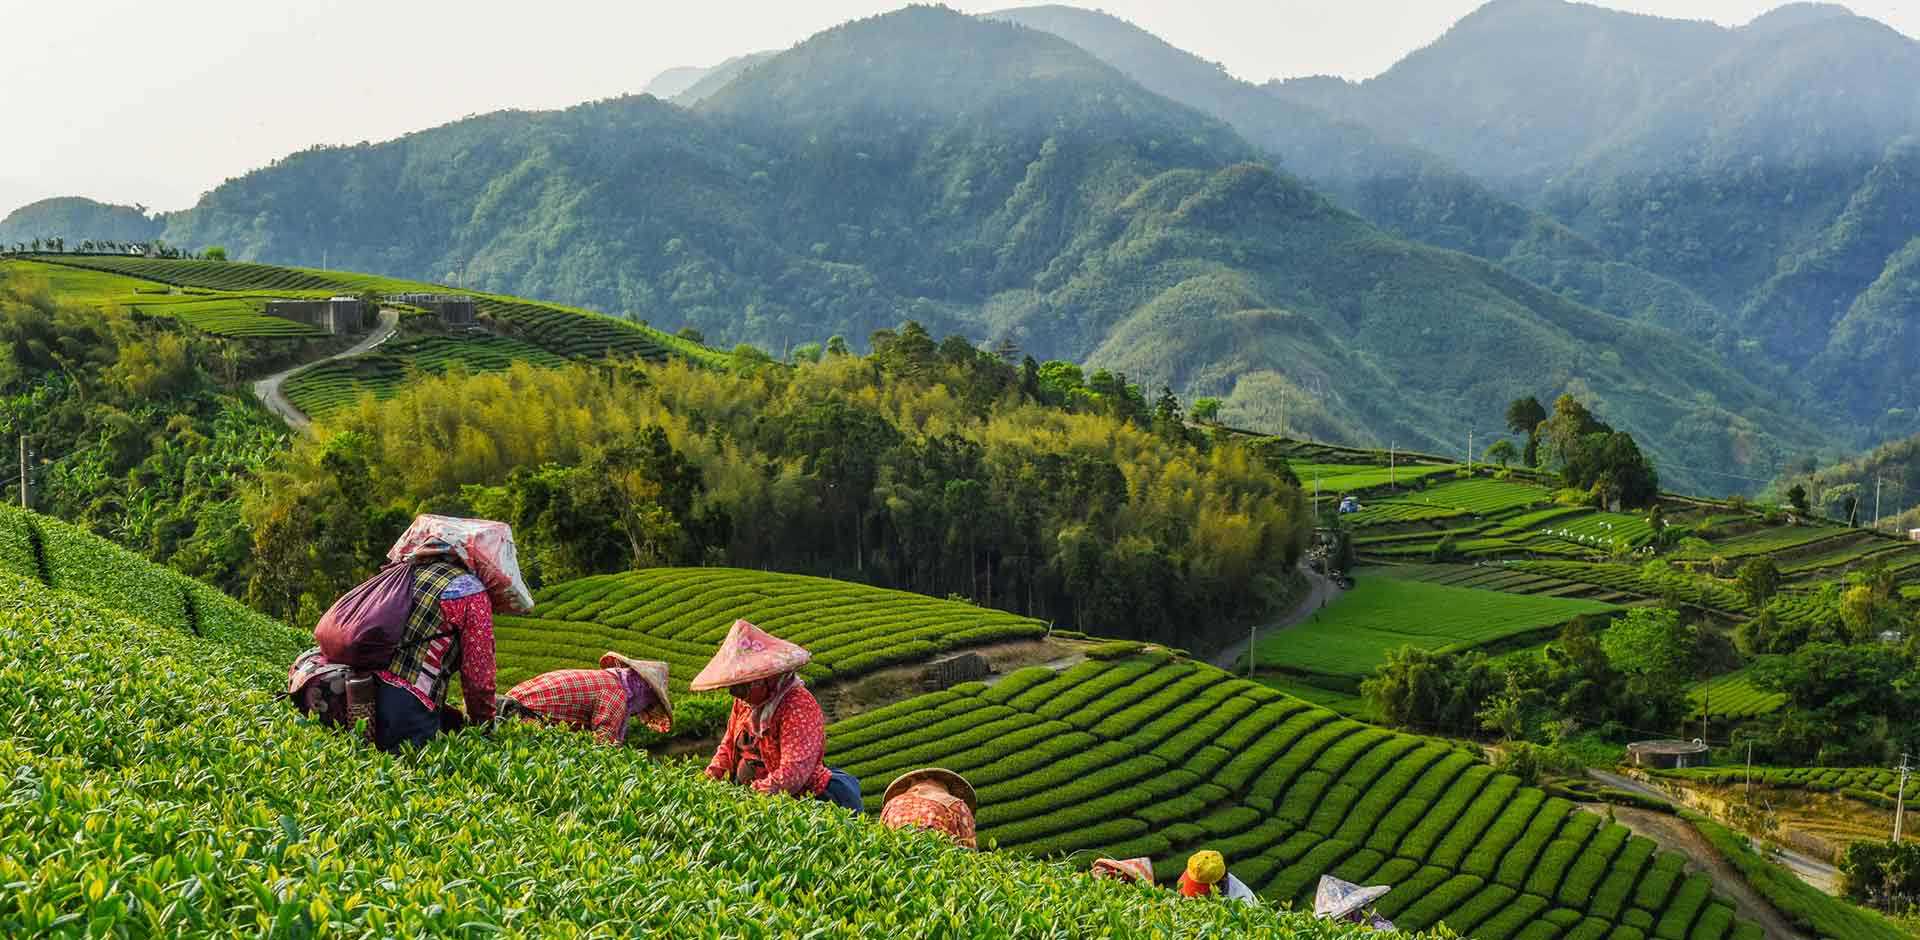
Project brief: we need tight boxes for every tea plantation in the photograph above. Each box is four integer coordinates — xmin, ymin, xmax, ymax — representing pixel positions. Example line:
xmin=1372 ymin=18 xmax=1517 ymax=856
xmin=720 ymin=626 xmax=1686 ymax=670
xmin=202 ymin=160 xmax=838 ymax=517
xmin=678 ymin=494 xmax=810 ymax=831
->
xmin=283 ymin=334 xmax=570 ymax=418
xmin=493 ymin=567 xmax=1049 ymax=690
xmin=17 ymin=254 xmax=724 ymax=365
xmin=828 ymin=653 xmax=1766 ymax=940
xmin=1 ymin=258 xmax=325 ymax=338
xmin=1249 ymin=573 xmax=1619 ymax=683
xmin=0 ymin=577 xmax=1361 ymax=937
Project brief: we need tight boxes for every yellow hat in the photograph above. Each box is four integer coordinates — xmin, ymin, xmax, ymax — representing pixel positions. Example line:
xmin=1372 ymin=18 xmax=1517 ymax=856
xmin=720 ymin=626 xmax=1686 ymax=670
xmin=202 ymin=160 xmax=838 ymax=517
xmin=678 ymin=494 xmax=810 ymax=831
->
xmin=1186 ymin=850 xmax=1226 ymax=886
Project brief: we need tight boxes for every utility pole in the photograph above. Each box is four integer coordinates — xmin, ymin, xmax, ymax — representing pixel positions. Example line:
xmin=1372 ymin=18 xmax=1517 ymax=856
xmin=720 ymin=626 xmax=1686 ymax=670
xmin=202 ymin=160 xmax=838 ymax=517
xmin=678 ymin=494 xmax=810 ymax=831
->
xmin=1468 ymin=429 xmax=1474 ymax=475
xmin=1248 ymin=621 xmax=1256 ymax=678
xmin=1745 ymin=742 xmax=1753 ymax=805
xmin=1896 ymin=753 xmax=1912 ymax=842
xmin=1390 ymin=442 xmax=1397 ymax=489
xmin=16 ymin=436 xmax=26 ymax=511
xmin=1875 ymin=476 xmax=1884 ymax=533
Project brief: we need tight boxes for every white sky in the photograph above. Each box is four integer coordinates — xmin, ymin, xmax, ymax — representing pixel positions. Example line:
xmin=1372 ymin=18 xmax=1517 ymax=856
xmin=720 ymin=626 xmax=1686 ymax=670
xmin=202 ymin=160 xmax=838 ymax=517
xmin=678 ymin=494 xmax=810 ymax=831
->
xmin=4 ymin=0 xmax=1916 ymax=218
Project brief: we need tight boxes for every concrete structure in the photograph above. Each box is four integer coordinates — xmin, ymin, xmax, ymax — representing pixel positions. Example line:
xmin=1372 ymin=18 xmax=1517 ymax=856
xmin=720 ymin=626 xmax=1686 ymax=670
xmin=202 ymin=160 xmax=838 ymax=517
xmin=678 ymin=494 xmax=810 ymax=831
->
xmin=264 ymin=297 xmax=363 ymax=336
xmin=1626 ymin=740 xmax=1710 ymax=770
xmin=1908 ymin=527 xmax=1920 ymax=542
xmin=389 ymin=292 xmax=476 ymax=327
xmin=919 ymin=652 xmax=990 ymax=692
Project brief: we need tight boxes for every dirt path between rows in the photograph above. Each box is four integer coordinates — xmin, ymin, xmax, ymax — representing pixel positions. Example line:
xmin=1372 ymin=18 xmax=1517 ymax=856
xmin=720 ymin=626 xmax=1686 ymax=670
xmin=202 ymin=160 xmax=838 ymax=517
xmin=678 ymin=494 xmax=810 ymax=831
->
xmin=1210 ymin=566 xmax=1342 ymax=672
xmin=251 ymin=308 xmax=400 ymax=433
xmin=1600 ymin=805 xmax=1804 ymax=940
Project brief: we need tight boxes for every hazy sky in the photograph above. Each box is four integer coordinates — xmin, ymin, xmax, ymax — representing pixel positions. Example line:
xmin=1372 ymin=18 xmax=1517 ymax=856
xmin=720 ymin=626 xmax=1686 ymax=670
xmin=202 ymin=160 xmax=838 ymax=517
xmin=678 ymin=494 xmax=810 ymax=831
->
xmin=6 ymin=0 xmax=1916 ymax=219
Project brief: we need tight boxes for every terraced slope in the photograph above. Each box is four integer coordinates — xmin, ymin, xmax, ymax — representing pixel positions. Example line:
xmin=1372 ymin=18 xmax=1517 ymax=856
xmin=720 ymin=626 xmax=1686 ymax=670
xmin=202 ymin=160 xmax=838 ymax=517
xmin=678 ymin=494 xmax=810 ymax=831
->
xmin=22 ymin=254 xmax=721 ymax=364
xmin=828 ymin=653 xmax=1766 ymax=940
xmin=493 ymin=568 xmax=1048 ymax=689
xmin=1252 ymin=574 xmax=1619 ymax=684
xmin=0 ymin=580 xmax=1343 ymax=936
xmin=2 ymin=258 xmax=324 ymax=337
xmin=283 ymin=335 xmax=569 ymax=419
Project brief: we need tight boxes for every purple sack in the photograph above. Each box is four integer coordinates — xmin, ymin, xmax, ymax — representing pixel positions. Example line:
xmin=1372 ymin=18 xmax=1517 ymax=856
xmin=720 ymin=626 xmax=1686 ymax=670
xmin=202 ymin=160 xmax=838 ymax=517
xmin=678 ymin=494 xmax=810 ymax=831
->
xmin=315 ymin=563 xmax=416 ymax=669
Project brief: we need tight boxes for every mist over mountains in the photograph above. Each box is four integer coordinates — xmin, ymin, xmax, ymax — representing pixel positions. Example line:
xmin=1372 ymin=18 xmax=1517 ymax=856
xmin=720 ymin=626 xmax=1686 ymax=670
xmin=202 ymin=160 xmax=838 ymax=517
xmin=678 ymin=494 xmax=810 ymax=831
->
xmin=9 ymin=1 xmax=1920 ymax=493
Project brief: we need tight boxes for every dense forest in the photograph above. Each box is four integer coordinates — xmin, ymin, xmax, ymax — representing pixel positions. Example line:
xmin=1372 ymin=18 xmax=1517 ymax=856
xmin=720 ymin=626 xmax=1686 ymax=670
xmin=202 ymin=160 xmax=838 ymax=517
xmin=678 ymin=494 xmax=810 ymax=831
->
xmin=241 ymin=323 xmax=1310 ymax=645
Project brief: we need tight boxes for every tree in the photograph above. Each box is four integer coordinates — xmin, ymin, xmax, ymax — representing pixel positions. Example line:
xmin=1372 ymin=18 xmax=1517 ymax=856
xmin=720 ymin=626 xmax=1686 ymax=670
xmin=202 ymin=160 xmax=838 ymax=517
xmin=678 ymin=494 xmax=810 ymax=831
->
xmin=1735 ymin=557 xmax=1781 ymax=609
xmin=1483 ymin=438 xmax=1518 ymax=468
xmin=1602 ymin=608 xmax=1695 ymax=685
xmin=1506 ymin=396 xmax=1548 ymax=466
xmin=676 ymin=326 xmax=706 ymax=344
xmin=1786 ymin=483 xmax=1809 ymax=515
xmin=203 ymin=245 xmax=228 ymax=262
xmin=1191 ymin=397 xmax=1223 ymax=424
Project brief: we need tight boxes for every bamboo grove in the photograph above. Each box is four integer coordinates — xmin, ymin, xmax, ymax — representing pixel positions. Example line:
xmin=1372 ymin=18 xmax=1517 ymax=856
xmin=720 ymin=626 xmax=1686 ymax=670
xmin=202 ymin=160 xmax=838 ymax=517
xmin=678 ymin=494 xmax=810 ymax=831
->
xmin=242 ymin=325 xmax=1311 ymax=645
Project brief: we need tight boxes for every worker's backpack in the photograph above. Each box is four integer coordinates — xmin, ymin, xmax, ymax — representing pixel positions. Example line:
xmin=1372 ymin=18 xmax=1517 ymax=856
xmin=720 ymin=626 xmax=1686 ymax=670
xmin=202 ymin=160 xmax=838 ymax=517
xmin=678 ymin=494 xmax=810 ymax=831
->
xmin=314 ymin=562 xmax=418 ymax=669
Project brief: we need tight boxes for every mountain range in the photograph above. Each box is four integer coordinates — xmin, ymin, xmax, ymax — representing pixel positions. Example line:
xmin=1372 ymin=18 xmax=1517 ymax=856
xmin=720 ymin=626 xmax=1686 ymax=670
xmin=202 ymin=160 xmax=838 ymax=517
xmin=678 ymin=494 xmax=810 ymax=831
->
xmin=9 ymin=1 xmax=1920 ymax=492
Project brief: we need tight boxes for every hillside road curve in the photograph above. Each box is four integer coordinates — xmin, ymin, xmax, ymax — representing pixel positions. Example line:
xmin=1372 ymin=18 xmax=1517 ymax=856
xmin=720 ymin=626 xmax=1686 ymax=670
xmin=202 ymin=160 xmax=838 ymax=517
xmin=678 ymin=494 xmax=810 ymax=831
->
xmin=251 ymin=308 xmax=399 ymax=434
xmin=1210 ymin=566 xmax=1342 ymax=673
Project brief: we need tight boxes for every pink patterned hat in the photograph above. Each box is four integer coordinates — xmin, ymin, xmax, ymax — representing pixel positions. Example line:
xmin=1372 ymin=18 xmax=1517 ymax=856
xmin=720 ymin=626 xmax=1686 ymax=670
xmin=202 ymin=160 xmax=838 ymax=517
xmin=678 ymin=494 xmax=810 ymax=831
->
xmin=688 ymin=620 xmax=812 ymax=691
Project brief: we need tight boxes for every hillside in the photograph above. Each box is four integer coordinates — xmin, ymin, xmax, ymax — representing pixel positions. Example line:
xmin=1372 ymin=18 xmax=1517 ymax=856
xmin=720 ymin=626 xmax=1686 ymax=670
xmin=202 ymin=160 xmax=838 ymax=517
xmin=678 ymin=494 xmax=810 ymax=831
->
xmin=0 ymin=560 xmax=1361 ymax=936
xmin=0 ymin=196 xmax=164 ymax=247
xmin=69 ymin=5 xmax=1833 ymax=494
xmin=828 ymin=651 xmax=1780 ymax=940
xmin=1263 ymin=0 xmax=1920 ymax=438
xmin=987 ymin=4 xmax=1735 ymax=345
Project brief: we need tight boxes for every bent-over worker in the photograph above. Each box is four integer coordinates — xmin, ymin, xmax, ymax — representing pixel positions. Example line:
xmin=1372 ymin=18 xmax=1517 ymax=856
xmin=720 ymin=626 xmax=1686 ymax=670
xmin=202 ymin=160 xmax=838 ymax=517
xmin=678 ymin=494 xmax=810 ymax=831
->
xmin=880 ymin=767 xmax=977 ymax=849
xmin=1177 ymin=850 xmax=1258 ymax=905
xmin=1091 ymin=857 xmax=1156 ymax=885
xmin=373 ymin=553 xmax=499 ymax=751
xmin=500 ymin=652 xmax=673 ymax=744
xmin=693 ymin=619 xmax=863 ymax=812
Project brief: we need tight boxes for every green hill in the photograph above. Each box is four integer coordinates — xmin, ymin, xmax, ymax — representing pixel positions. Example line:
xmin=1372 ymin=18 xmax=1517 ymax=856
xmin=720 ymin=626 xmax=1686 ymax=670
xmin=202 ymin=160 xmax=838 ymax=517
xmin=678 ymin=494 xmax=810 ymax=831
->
xmin=0 ymin=196 xmax=164 ymax=246
xmin=827 ymin=651 xmax=1771 ymax=940
xmin=492 ymin=567 xmax=1050 ymax=690
xmin=0 ymin=566 xmax=1361 ymax=937
xmin=75 ymin=5 xmax=1836 ymax=494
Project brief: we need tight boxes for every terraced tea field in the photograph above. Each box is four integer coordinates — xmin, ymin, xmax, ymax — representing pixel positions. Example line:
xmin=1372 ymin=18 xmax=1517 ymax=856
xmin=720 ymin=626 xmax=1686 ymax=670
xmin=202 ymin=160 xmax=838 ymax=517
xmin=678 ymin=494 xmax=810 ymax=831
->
xmin=829 ymin=654 xmax=1766 ymax=940
xmin=283 ymin=335 xmax=570 ymax=418
xmin=1343 ymin=478 xmax=1553 ymax=527
xmin=21 ymin=254 xmax=723 ymax=364
xmin=1687 ymin=667 xmax=1787 ymax=720
xmin=1250 ymin=574 xmax=1619 ymax=684
xmin=1658 ymin=765 xmax=1913 ymax=809
xmin=0 ymin=568 xmax=1318 ymax=936
xmin=1292 ymin=461 xmax=1458 ymax=494
xmin=493 ymin=567 xmax=1048 ymax=690
xmin=1672 ymin=524 xmax=1856 ymax=563
xmin=1 ymin=258 xmax=325 ymax=337
xmin=1372 ymin=564 xmax=1644 ymax=604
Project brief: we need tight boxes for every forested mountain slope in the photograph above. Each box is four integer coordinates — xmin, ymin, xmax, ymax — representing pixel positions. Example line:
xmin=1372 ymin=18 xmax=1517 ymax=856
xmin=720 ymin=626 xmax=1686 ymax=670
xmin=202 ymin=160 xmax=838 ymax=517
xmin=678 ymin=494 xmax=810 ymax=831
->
xmin=146 ymin=7 xmax=1838 ymax=492
xmin=987 ymin=4 xmax=1734 ymax=346
xmin=1266 ymin=0 xmax=1920 ymax=437
xmin=0 ymin=196 xmax=164 ymax=246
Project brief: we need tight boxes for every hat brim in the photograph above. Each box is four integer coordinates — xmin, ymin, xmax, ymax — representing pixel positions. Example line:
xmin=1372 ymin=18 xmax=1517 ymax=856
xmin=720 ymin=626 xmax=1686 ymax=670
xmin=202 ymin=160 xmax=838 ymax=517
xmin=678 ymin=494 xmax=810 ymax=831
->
xmin=687 ymin=661 xmax=802 ymax=692
xmin=883 ymin=767 xmax=977 ymax=811
xmin=1315 ymin=880 xmax=1392 ymax=920
xmin=1092 ymin=857 xmax=1155 ymax=884
xmin=600 ymin=652 xmax=674 ymax=734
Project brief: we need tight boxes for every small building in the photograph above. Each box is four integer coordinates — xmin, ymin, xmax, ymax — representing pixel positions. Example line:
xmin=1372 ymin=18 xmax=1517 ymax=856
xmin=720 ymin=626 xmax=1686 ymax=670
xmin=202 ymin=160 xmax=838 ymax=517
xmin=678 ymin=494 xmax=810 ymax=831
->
xmin=1908 ymin=528 xmax=1920 ymax=543
xmin=1626 ymin=739 xmax=1710 ymax=770
xmin=265 ymin=298 xmax=356 ymax=336
xmin=389 ymin=292 xmax=475 ymax=327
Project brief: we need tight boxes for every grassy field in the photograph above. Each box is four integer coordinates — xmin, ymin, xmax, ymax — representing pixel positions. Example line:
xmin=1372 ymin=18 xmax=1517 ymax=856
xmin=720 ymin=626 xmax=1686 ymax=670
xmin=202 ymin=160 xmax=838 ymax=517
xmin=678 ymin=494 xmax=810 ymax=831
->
xmin=493 ymin=567 xmax=1048 ymax=690
xmin=16 ymin=254 xmax=725 ymax=364
xmin=828 ymin=654 xmax=1766 ymax=940
xmin=1343 ymin=478 xmax=1552 ymax=527
xmin=284 ymin=335 xmax=571 ymax=418
xmin=1250 ymin=573 xmax=1619 ymax=683
xmin=0 ymin=576 xmax=1326 ymax=936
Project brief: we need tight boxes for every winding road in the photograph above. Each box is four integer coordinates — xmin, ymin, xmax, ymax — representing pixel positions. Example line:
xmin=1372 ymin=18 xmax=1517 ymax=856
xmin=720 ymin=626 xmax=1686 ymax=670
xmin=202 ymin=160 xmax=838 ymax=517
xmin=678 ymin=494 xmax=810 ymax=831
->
xmin=1210 ymin=567 xmax=1343 ymax=673
xmin=251 ymin=308 xmax=399 ymax=433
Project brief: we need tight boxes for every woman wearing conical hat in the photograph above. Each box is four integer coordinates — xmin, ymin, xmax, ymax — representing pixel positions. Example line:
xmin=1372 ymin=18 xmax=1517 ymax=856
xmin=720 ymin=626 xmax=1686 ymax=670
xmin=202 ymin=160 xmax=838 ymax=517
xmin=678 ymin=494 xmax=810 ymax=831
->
xmin=880 ymin=768 xmax=977 ymax=849
xmin=694 ymin=620 xmax=863 ymax=812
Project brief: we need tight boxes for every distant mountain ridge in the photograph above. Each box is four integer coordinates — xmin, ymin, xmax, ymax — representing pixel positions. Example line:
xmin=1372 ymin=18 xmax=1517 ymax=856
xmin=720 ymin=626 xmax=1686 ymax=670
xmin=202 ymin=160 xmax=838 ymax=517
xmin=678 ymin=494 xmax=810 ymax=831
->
xmin=0 ymin=197 xmax=164 ymax=246
xmin=15 ymin=4 xmax=1864 ymax=492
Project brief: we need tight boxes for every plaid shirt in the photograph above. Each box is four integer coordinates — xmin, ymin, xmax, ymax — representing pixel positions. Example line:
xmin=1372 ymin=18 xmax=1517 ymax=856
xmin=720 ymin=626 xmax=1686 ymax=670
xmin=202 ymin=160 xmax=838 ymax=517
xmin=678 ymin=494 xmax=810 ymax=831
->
xmin=377 ymin=561 xmax=496 ymax=722
xmin=505 ymin=668 xmax=644 ymax=744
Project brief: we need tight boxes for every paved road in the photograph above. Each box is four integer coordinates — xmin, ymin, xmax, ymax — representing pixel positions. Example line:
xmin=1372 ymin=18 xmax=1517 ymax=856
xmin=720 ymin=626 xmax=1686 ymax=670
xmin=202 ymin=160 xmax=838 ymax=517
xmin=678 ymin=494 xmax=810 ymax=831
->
xmin=251 ymin=308 xmax=399 ymax=433
xmin=1210 ymin=567 xmax=1343 ymax=673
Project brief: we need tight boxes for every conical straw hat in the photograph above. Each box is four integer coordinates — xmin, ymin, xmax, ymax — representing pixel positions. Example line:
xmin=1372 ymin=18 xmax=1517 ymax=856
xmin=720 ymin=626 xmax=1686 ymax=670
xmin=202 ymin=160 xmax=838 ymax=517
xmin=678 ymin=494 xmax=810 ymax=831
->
xmin=1091 ymin=857 xmax=1155 ymax=884
xmin=688 ymin=620 xmax=811 ymax=692
xmin=884 ymin=768 xmax=977 ymax=811
xmin=1314 ymin=876 xmax=1392 ymax=920
xmin=599 ymin=652 xmax=673 ymax=734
